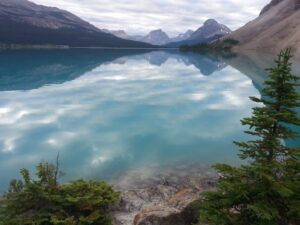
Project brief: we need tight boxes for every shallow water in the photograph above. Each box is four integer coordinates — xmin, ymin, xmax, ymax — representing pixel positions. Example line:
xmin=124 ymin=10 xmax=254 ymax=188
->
xmin=0 ymin=49 xmax=298 ymax=192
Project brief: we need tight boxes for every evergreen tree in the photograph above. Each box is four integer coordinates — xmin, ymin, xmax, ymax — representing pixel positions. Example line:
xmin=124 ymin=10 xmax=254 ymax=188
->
xmin=0 ymin=158 xmax=119 ymax=225
xmin=199 ymin=48 xmax=300 ymax=225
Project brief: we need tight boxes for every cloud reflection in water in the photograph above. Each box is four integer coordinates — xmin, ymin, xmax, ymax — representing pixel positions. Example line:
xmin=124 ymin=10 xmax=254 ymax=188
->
xmin=0 ymin=50 xmax=259 ymax=191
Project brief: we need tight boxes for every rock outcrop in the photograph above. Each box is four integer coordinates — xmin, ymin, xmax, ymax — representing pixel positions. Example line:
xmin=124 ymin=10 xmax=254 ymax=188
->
xmin=111 ymin=165 xmax=217 ymax=225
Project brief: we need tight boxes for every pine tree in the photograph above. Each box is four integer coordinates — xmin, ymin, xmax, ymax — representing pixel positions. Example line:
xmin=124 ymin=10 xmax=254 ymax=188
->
xmin=199 ymin=49 xmax=300 ymax=225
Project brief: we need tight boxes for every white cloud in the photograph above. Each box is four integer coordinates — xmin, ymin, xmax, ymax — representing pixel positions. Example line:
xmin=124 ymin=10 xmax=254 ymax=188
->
xmin=30 ymin=0 xmax=270 ymax=36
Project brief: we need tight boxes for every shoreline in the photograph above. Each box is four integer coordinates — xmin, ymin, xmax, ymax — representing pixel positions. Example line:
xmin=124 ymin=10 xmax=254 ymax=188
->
xmin=0 ymin=44 xmax=178 ymax=50
xmin=0 ymin=164 xmax=218 ymax=225
xmin=109 ymin=164 xmax=218 ymax=225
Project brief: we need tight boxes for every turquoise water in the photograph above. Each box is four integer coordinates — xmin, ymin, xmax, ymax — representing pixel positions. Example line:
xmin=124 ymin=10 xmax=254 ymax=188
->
xmin=0 ymin=49 xmax=297 ymax=191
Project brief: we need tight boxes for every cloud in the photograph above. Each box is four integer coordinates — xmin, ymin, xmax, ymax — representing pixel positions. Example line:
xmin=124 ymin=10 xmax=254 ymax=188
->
xmin=30 ymin=0 xmax=270 ymax=36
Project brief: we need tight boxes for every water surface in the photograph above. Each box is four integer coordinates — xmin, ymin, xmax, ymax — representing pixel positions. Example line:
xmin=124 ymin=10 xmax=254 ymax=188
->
xmin=0 ymin=49 xmax=298 ymax=192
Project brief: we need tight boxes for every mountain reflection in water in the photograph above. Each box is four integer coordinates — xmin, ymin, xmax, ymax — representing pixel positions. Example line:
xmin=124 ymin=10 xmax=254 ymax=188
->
xmin=0 ymin=49 xmax=228 ymax=91
xmin=0 ymin=49 xmax=299 ymax=192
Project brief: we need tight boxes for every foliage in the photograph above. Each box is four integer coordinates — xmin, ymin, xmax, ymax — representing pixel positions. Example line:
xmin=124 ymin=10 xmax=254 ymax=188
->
xmin=223 ymin=39 xmax=239 ymax=46
xmin=199 ymin=48 xmax=300 ymax=225
xmin=180 ymin=38 xmax=239 ymax=57
xmin=0 ymin=158 xmax=119 ymax=225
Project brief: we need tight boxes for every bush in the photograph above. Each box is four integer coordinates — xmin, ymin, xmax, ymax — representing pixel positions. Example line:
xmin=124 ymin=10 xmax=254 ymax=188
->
xmin=179 ymin=39 xmax=239 ymax=57
xmin=0 ymin=160 xmax=119 ymax=225
xmin=223 ymin=39 xmax=239 ymax=45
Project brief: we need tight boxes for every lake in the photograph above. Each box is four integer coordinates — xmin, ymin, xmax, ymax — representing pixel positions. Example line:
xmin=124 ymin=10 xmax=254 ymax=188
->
xmin=0 ymin=49 xmax=299 ymax=192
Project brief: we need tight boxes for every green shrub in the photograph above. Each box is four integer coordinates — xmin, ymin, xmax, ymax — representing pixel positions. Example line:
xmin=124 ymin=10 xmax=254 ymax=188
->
xmin=223 ymin=39 xmax=239 ymax=45
xmin=179 ymin=38 xmax=239 ymax=54
xmin=0 ymin=160 xmax=119 ymax=225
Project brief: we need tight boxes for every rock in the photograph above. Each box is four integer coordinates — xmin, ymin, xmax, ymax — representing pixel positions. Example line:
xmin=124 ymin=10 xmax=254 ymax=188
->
xmin=133 ymin=203 xmax=199 ymax=225
xmin=111 ymin=165 xmax=217 ymax=225
xmin=133 ymin=190 xmax=201 ymax=225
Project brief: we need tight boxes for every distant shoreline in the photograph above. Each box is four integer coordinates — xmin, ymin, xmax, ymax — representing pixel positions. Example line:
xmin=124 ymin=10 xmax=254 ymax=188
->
xmin=71 ymin=47 xmax=178 ymax=50
xmin=0 ymin=43 xmax=178 ymax=50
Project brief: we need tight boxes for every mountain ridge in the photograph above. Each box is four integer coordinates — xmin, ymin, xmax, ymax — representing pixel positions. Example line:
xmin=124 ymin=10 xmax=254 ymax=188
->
xmin=103 ymin=29 xmax=195 ymax=46
xmin=165 ymin=19 xmax=232 ymax=47
xmin=189 ymin=19 xmax=231 ymax=41
xmin=0 ymin=0 xmax=155 ymax=48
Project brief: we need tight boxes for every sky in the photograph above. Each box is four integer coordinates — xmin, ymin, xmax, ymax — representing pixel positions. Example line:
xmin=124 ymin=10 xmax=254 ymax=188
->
xmin=31 ymin=0 xmax=271 ymax=37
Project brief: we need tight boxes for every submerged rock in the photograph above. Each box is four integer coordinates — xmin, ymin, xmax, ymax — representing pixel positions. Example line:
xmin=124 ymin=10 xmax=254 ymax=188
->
xmin=111 ymin=165 xmax=217 ymax=225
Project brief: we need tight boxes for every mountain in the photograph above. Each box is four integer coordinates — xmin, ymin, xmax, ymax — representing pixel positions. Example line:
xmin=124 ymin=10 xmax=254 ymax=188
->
xmin=228 ymin=0 xmax=300 ymax=57
xmin=136 ymin=29 xmax=194 ymax=45
xmin=189 ymin=19 xmax=231 ymax=41
xmin=166 ymin=19 xmax=232 ymax=47
xmin=101 ymin=29 xmax=146 ymax=44
xmin=134 ymin=51 xmax=227 ymax=75
xmin=170 ymin=30 xmax=194 ymax=42
xmin=103 ymin=29 xmax=194 ymax=46
xmin=0 ymin=0 xmax=154 ymax=48
xmin=138 ymin=29 xmax=170 ymax=46
xmin=102 ymin=29 xmax=131 ymax=40
xmin=0 ymin=49 xmax=229 ymax=91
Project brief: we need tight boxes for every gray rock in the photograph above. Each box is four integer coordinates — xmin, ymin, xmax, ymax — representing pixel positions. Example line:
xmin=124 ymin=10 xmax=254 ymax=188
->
xmin=111 ymin=165 xmax=217 ymax=225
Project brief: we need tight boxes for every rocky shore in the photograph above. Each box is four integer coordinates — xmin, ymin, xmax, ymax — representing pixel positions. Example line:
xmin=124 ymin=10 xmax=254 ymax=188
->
xmin=110 ymin=164 xmax=218 ymax=225
xmin=0 ymin=164 xmax=218 ymax=225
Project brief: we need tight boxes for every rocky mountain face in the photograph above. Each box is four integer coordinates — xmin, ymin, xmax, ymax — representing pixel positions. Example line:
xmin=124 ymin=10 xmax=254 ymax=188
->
xmin=260 ymin=0 xmax=283 ymax=15
xmin=0 ymin=0 xmax=154 ymax=47
xmin=139 ymin=29 xmax=171 ymax=45
xmin=166 ymin=19 xmax=232 ymax=47
xmin=189 ymin=19 xmax=231 ymax=41
xmin=228 ymin=0 xmax=300 ymax=58
xmin=170 ymin=30 xmax=194 ymax=43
